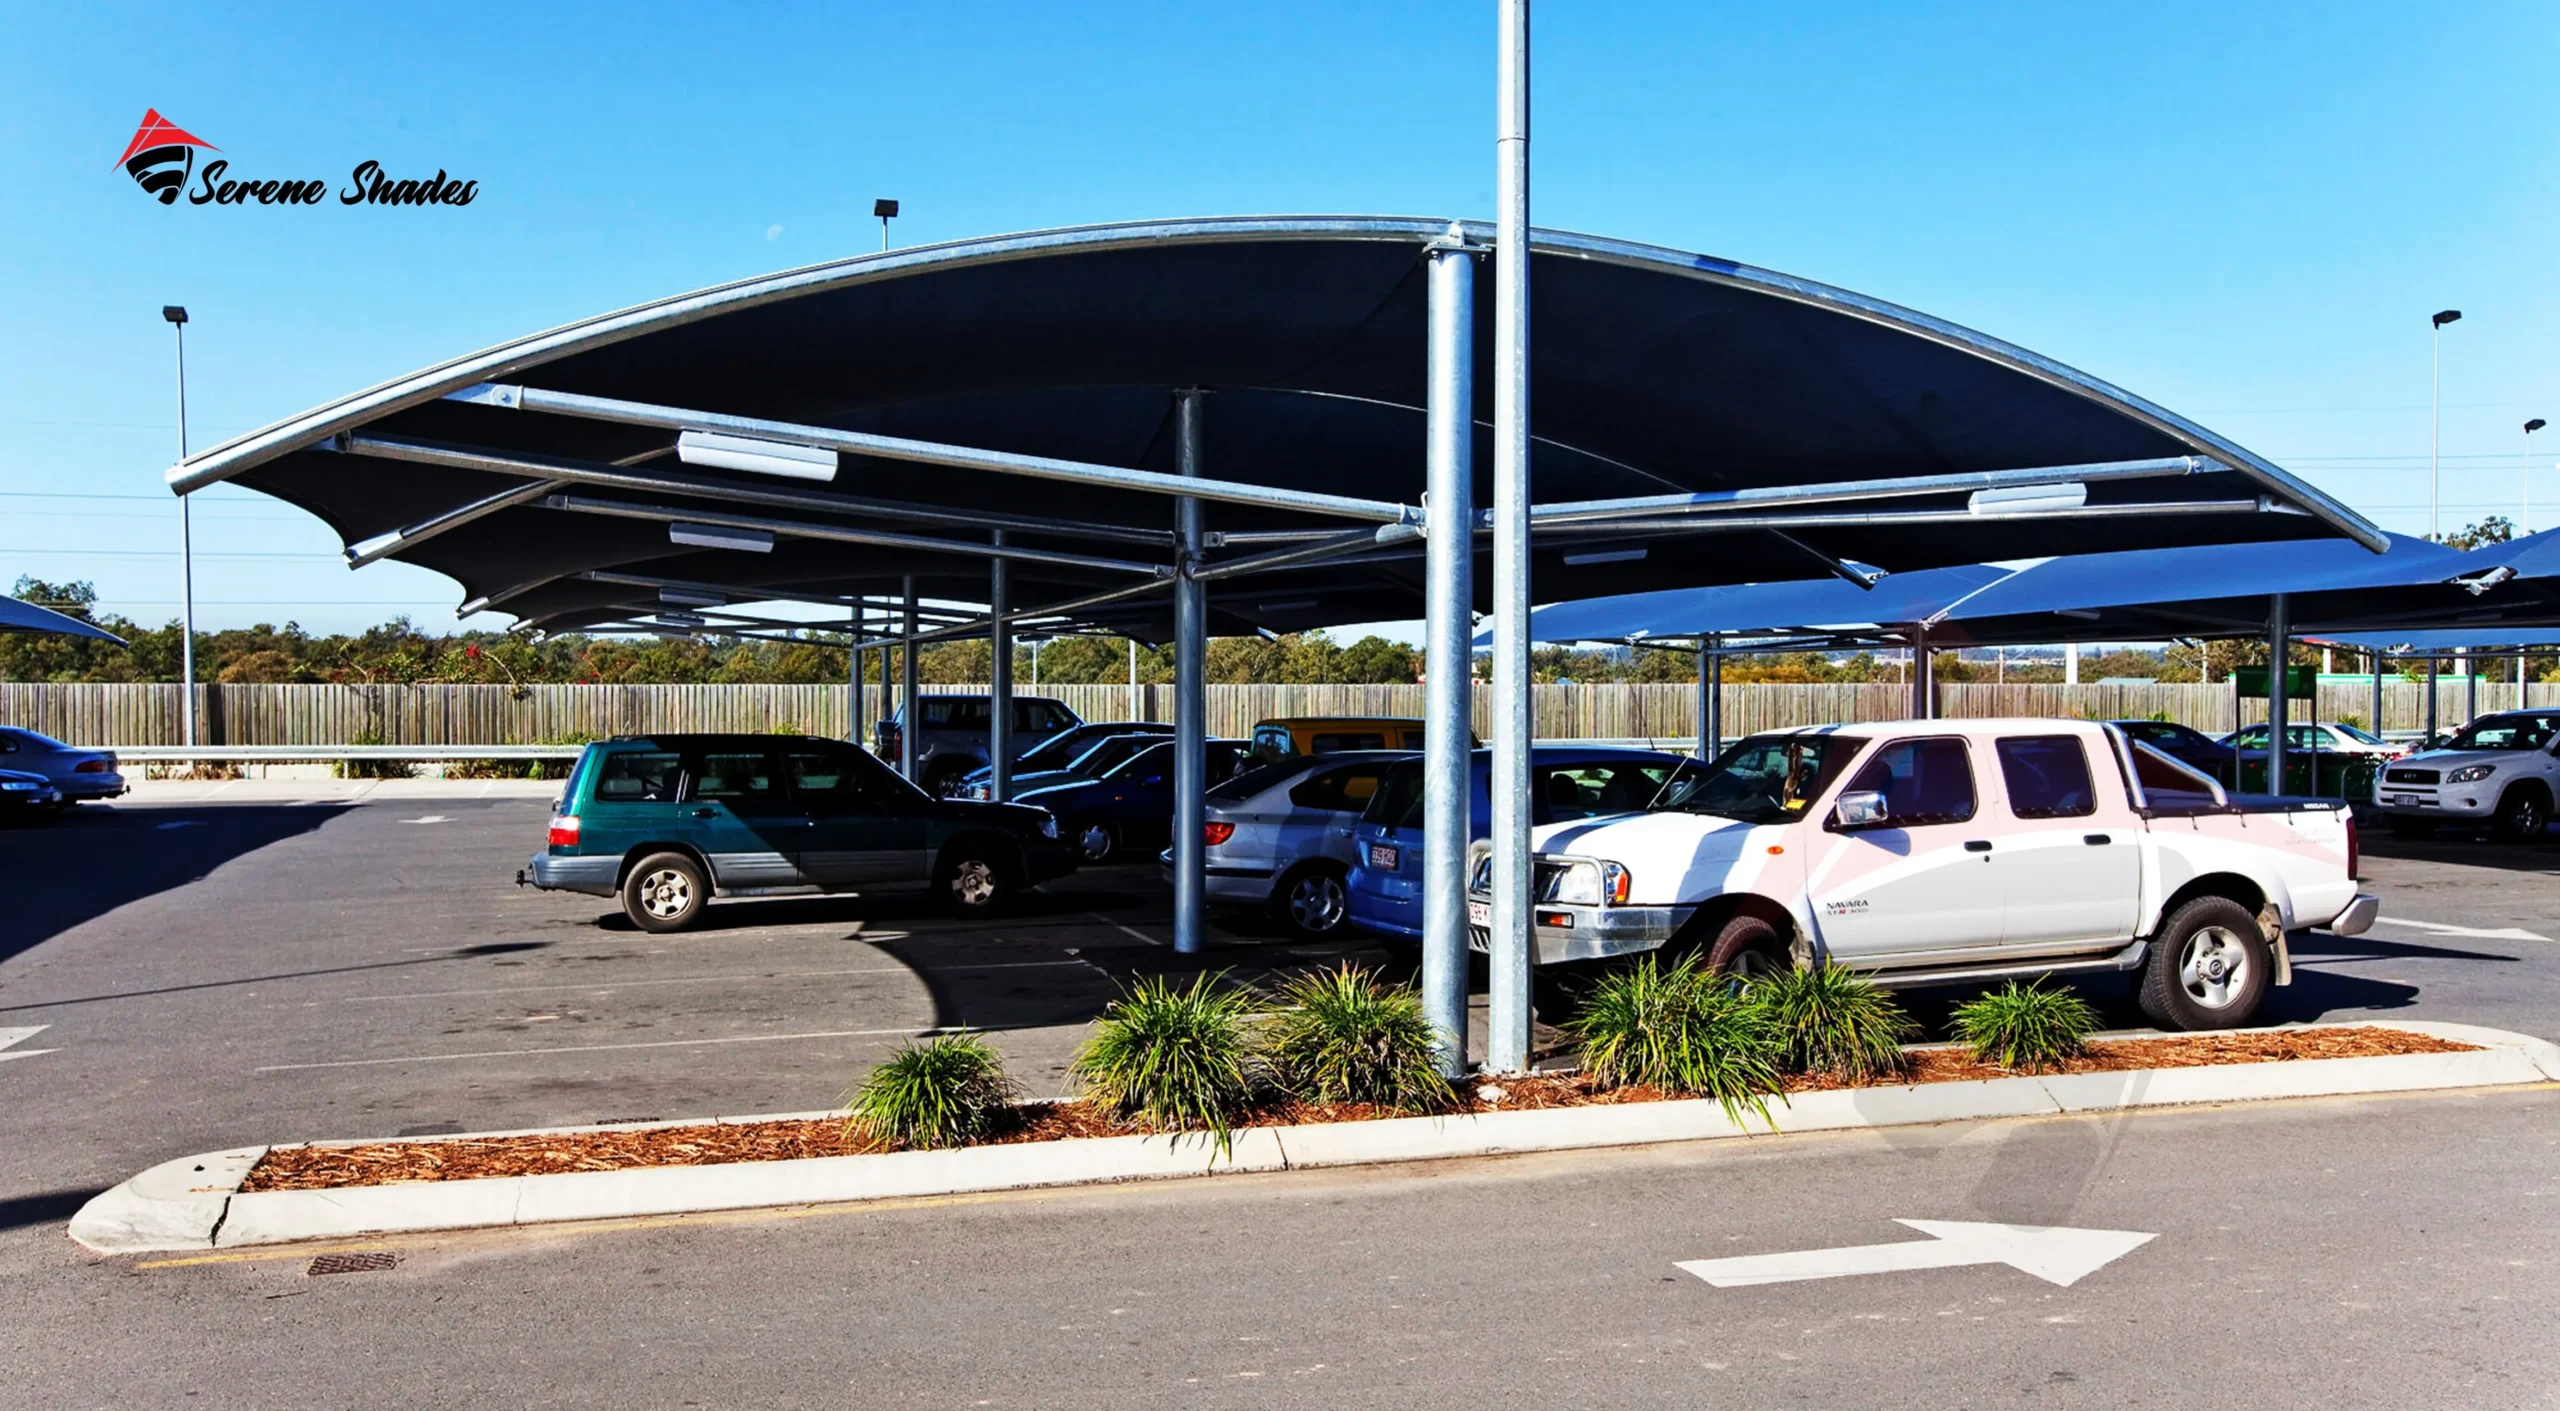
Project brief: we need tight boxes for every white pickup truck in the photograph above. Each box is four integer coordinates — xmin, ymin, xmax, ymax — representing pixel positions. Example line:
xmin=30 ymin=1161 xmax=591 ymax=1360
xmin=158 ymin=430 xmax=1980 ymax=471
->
xmin=1467 ymin=718 xmax=2377 ymax=1031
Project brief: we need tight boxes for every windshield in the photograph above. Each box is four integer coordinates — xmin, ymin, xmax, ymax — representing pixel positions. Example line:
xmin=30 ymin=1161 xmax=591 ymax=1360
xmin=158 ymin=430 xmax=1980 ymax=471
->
xmin=2335 ymin=722 xmax=2385 ymax=745
xmin=1647 ymin=734 xmax=1865 ymax=825
xmin=2444 ymin=713 xmax=2560 ymax=753
xmin=1061 ymin=734 xmax=1157 ymax=778
xmin=1100 ymin=741 xmax=1172 ymax=781
xmin=1015 ymin=727 xmax=1100 ymax=772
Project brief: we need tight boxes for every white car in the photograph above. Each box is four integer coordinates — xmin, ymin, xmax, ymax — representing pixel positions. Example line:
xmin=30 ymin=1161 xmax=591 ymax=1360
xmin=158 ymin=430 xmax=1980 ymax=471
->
xmin=2223 ymin=721 xmax=2401 ymax=760
xmin=2372 ymin=710 xmax=2560 ymax=841
xmin=1469 ymin=718 xmax=2375 ymax=1031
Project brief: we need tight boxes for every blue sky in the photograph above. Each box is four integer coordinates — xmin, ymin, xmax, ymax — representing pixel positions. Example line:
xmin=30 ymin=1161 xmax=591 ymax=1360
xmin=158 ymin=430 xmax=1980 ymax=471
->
xmin=3 ymin=1 xmax=2555 ymax=635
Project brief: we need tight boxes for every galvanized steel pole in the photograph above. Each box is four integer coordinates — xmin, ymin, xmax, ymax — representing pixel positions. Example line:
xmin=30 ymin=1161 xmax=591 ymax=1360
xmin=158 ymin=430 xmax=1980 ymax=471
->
xmin=2427 ymin=655 xmax=2440 ymax=740
xmin=1909 ymin=624 xmax=1931 ymax=719
xmin=2371 ymin=651 xmax=2384 ymax=739
xmin=900 ymin=576 xmax=920 ymax=780
xmin=173 ymin=319 xmax=196 ymax=750
xmin=1128 ymin=639 xmax=1139 ymax=721
xmin=1486 ymin=0 xmax=1535 ymax=1074
xmin=1173 ymin=391 xmax=1209 ymax=955
xmin=2266 ymin=594 xmax=2289 ymax=793
xmin=989 ymin=530 xmax=1012 ymax=802
xmin=848 ymin=607 xmax=865 ymax=746
xmin=1422 ymin=235 xmax=1477 ymax=1077
xmin=1697 ymin=634 xmax=1720 ymax=759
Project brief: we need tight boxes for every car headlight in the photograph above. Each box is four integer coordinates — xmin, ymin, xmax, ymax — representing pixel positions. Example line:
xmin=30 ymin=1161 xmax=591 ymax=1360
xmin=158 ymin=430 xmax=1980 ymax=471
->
xmin=0 ymin=781 xmax=35 ymax=792
xmin=2447 ymin=764 xmax=2498 ymax=784
xmin=1542 ymin=859 xmax=1631 ymax=906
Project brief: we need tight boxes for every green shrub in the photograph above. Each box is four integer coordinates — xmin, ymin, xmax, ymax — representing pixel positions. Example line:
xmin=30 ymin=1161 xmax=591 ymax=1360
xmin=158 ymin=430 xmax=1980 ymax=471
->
xmin=1267 ymin=965 xmax=1452 ymax=1113
xmin=1565 ymin=952 xmax=1783 ymax=1126
xmin=1950 ymin=980 xmax=2100 ymax=1071
xmin=843 ymin=1033 xmax=1017 ymax=1150
xmin=1749 ymin=963 xmax=1916 ymax=1082
xmin=1072 ymin=973 xmax=1259 ymax=1153
xmin=335 ymin=729 xmax=414 ymax=780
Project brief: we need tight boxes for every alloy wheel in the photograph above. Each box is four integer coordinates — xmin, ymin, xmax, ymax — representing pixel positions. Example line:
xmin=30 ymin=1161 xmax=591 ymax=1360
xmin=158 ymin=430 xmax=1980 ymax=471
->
xmin=1287 ymin=872 xmax=1347 ymax=933
xmin=2178 ymin=925 xmax=2251 ymax=1010
xmin=639 ymin=868 xmax=693 ymax=920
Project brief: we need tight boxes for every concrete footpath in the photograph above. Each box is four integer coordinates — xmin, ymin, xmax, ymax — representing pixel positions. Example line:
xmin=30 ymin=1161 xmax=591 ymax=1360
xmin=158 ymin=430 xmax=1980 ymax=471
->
xmin=69 ymin=1020 xmax=2560 ymax=1255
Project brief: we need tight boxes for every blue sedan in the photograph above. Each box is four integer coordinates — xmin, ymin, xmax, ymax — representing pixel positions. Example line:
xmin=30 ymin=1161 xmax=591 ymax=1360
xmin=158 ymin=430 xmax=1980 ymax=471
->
xmin=1016 ymin=738 xmax=1248 ymax=862
xmin=1346 ymin=745 xmax=1686 ymax=941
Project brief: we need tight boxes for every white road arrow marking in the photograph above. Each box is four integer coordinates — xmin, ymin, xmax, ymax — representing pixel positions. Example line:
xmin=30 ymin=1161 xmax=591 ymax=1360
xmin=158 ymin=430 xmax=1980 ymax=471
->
xmin=0 ymin=1026 xmax=56 ymax=1063
xmin=2367 ymin=916 xmax=2551 ymax=943
xmin=1676 ymin=1220 xmax=2157 ymax=1289
xmin=401 ymin=815 xmax=451 ymax=825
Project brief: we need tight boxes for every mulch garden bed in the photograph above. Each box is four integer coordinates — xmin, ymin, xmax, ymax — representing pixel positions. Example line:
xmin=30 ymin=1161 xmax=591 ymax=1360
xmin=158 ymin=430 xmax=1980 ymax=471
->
xmin=239 ymin=1026 xmax=2475 ymax=1193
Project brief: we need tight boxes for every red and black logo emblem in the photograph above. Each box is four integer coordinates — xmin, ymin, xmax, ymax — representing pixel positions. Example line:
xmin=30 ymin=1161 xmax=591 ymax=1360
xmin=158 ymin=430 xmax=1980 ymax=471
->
xmin=117 ymin=109 xmax=219 ymax=205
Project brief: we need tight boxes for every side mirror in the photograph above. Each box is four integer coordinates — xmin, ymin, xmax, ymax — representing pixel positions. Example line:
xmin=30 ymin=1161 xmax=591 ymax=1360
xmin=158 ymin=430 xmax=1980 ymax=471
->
xmin=1831 ymin=790 xmax=1888 ymax=830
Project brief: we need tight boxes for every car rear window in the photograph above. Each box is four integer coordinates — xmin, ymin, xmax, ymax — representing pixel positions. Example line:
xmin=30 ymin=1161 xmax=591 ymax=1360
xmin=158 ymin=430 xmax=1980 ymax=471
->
xmin=1308 ymin=731 xmax=1388 ymax=753
xmin=592 ymin=750 xmax=682 ymax=802
xmin=1248 ymin=726 xmax=1295 ymax=764
xmin=1289 ymin=762 xmax=1390 ymax=812
xmin=1996 ymin=736 xmax=2097 ymax=819
xmin=1210 ymin=759 xmax=1307 ymax=802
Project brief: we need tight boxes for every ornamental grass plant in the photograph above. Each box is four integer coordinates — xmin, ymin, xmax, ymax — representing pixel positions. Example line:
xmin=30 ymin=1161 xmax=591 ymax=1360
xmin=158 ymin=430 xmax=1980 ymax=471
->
xmin=1266 ymin=964 xmax=1453 ymax=1113
xmin=843 ymin=1033 xmax=1018 ymax=1150
xmin=1564 ymin=952 xmax=1784 ymax=1126
xmin=1950 ymin=979 xmax=2101 ymax=1071
xmin=1072 ymin=973 xmax=1260 ymax=1153
xmin=1747 ymin=962 xmax=1918 ymax=1082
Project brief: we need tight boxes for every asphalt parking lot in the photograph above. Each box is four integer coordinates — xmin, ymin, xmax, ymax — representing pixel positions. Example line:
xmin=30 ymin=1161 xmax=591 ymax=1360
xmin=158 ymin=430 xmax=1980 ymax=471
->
xmin=4 ymin=785 xmax=2559 ymax=1405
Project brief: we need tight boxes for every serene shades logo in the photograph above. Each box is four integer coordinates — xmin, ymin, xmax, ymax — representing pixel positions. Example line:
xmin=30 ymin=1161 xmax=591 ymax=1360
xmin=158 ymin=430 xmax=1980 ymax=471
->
xmin=115 ymin=108 xmax=480 ymax=208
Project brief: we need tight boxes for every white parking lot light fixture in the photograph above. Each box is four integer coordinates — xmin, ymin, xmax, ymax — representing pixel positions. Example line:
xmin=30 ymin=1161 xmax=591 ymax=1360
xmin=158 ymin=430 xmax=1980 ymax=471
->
xmin=657 ymin=586 xmax=729 ymax=609
xmin=1969 ymin=482 xmax=2088 ymax=516
xmin=668 ymin=522 xmax=776 ymax=553
xmin=675 ymin=429 xmax=839 ymax=483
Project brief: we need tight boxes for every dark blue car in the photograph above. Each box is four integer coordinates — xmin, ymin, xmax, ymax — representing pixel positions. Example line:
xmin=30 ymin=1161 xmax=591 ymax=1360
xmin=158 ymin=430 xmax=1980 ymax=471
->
xmin=1015 ymin=737 xmax=1248 ymax=862
xmin=1345 ymin=745 xmax=1686 ymax=941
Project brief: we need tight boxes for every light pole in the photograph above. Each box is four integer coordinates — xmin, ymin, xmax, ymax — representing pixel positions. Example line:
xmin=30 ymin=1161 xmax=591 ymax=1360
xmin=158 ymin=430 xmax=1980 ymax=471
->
xmin=2431 ymin=309 xmax=2462 ymax=541
xmin=163 ymin=304 xmax=196 ymax=749
xmin=874 ymin=198 xmax=898 ymax=252
xmin=2525 ymin=419 xmax=2545 ymax=535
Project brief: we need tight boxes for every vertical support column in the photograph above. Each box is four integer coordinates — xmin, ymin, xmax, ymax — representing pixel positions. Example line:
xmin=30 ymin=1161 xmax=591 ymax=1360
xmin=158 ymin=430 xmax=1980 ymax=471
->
xmin=848 ymin=608 xmax=865 ymax=746
xmin=1172 ymin=390 xmax=1209 ymax=956
xmin=1696 ymin=634 xmax=1721 ymax=759
xmin=1422 ymin=235 xmax=1477 ymax=1078
xmin=1485 ymin=0 xmax=1535 ymax=1075
xmin=2266 ymin=594 xmax=2290 ymax=794
xmin=2371 ymin=651 xmax=2385 ymax=740
xmin=2427 ymin=655 xmax=2440 ymax=741
xmin=2064 ymin=641 xmax=2079 ymax=687
xmin=2465 ymin=650 xmax=2478 ymax=725
xmin=989 ymin=531 xmax=1012 ymax=803
xmin=900 ymin=575 xmax=920 ymax=780
xmin=1128 ymin=639 xmax=1139 ymax=721
xmin=1908 ymin=624 xmax=1932 ymax=720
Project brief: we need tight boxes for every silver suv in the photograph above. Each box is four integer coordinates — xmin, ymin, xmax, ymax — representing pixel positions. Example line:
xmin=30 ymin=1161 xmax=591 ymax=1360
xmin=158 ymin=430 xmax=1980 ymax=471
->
xmin=875 ymin=695 xmax=1081 ymax=798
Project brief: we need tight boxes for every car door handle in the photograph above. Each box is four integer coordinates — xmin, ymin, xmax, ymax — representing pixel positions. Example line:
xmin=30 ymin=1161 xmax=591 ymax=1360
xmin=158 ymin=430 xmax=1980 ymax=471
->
xmin=1963 ymin=839 xmax=1993 ymax=853
xmin=2084 ymin=833 xmax=2111 ymax=845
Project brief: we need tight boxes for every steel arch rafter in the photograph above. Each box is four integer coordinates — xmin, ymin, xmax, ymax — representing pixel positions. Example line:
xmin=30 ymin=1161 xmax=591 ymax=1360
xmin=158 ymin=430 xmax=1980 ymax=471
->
xmin=538 ymin=494 xmax=1175 ymax=577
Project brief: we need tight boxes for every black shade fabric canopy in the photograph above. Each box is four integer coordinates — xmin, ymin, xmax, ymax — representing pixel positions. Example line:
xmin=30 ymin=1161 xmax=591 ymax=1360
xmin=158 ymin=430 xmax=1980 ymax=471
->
xmin=167 ymin=217 xmax=2381 ymax=637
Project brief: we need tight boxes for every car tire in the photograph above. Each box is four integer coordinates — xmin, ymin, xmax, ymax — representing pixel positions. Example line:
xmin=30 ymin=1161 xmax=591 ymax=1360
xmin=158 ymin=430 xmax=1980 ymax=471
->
xmin=2493 ymin=783 xmax=2550 ymax=844
xmin=1701 ymin=912 xmax=1793 ymax=983
xmin=1071 ymin=817 xmax=1118 ymax=863
xmin=2385 ymin=817 xmax=2438 ymax=840
xmin=2138 ymin=894 xmax=2270 ymax=1030
xmin=622 ymin=852 xmax=709 ymax=933
xmin=938 ymin=843 xmax=1011 ymax=916
xmin=1275 ymin=863 xmax=1350 ymax=938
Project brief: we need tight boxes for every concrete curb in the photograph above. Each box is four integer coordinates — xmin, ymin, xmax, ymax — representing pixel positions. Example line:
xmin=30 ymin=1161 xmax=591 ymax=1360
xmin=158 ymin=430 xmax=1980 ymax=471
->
xmin=69 ymin=1021 xmax=2560 ymax=1254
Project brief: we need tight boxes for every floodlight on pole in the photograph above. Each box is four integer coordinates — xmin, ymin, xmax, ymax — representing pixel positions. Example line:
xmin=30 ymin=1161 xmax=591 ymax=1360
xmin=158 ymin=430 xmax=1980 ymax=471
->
xmin=163 ymin=304 xmax=196 ymax=750
xmin=2431 ymin=309 xmax=2461 ymax=542
xmin=2526 ymin=419 xmax=2546 ymax=535
xmin=874 ymin=198 xmax=899 ymax=252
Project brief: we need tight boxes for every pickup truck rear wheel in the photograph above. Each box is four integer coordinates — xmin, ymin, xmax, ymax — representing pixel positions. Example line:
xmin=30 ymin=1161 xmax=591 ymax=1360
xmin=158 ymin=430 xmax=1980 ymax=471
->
xmin=622 ymin=852 xmax=708 ymax=933
xmin=2139 ymin=895 xmax=2270 ymax=1031
xmin=1703 ymin=914 xmax=1793 ymax=985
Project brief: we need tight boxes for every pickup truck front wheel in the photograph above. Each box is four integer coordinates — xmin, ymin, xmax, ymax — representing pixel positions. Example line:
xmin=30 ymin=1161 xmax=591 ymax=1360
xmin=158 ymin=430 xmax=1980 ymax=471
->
xmin=2140 ymin=896 xmax=2270 ymax=1031
xmin=1703 ymin=914 xmax=1793 ymax=984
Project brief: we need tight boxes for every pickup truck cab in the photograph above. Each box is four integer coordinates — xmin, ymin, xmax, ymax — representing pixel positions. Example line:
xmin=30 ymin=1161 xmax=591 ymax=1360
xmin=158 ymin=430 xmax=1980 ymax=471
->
xmin=1468 ymin=718 xmax=2377 ymax=1031
xmin=2373 ymin=709 xmax=2560 ymax=842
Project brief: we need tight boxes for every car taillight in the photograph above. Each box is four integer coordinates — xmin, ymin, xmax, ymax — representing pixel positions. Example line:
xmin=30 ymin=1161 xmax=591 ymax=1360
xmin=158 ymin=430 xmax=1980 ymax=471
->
xmin=548 ymin=814 xmax=581 ymax=847
xmin=2346 ymin=811 xmax=2359 ymax=880
xmin=1203 ymin=821 xmax=1235 ymax=846
xmin=74 ymin=759 xmax=108 ymax=773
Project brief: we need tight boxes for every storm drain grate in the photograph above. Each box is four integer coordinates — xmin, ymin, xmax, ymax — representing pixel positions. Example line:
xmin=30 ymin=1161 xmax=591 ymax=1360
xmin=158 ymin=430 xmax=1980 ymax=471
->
xmin=306 ymin=1251 xmax=397 ymax=1277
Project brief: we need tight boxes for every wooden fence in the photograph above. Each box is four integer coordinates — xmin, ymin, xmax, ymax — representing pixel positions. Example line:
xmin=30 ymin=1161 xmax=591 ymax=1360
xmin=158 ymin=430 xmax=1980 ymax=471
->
xmin=5 ymin=679 xmax=2552 ymax=748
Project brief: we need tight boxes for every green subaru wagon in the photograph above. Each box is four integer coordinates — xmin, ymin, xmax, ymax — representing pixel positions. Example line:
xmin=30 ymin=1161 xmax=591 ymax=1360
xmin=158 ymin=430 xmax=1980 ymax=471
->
xmin=521 ymin=734 xmax=1076 ymax=932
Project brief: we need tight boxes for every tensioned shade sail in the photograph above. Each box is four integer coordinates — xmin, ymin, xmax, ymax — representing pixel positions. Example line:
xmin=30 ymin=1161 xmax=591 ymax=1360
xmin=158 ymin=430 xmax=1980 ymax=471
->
xmin=163 ymin=217 xmax=2382 ymax=638
xmin=0 ymin=595 xmax=126 ymax=644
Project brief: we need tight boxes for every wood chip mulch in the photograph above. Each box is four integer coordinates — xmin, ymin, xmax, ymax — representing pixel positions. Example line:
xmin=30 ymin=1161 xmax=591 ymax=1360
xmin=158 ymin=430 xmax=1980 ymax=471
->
xmin=238 ymin=1025 xmax=2475 ymax=1193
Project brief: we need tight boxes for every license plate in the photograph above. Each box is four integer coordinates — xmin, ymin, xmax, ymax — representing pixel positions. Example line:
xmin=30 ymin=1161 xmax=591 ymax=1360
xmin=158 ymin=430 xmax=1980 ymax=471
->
xmin=2393 ymin=794 xmax=2421 ymax=807
xmin=1368 ymin=843 xmax=1400 ymax=871
xmin=1467 ymin=899 xmax=1491 ymax=926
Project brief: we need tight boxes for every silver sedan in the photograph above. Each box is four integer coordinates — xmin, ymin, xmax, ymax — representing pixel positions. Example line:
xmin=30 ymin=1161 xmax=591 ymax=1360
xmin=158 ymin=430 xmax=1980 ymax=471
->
xmin=1167 ymin=750 xmax=1411 ymax=938
xmin=0 ymin=727 xmax=125 ymax=804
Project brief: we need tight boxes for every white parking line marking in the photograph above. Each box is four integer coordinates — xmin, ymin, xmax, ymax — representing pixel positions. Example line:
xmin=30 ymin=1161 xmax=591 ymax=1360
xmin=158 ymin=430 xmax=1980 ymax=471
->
xmin=0 ymin=1026 xmax=56 ymax=1063
xmin=2367 ymin=916 xmax=2553 ymax=943
xmin=255 ymin=1025 xmax=956 ymax=1072
xmin=332 ymin=959 xmax=1089 ymax=1005
xmin=1089 ymin=911 xmax=1164 ymax=946
xmin=400 ymin=815 xmax=451 ymax=825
